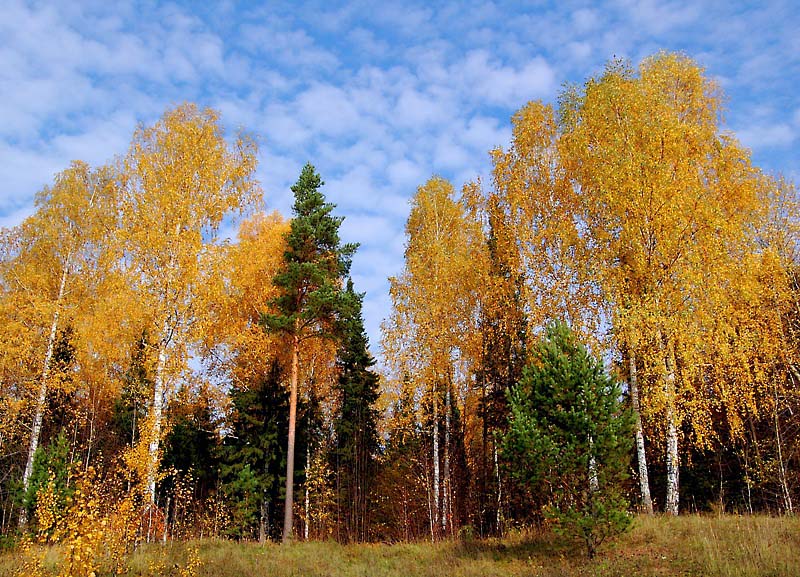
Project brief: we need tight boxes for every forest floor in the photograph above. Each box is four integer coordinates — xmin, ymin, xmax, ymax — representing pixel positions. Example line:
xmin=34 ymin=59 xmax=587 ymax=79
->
xmin=1 ymin=514 xmax=798 ymax=577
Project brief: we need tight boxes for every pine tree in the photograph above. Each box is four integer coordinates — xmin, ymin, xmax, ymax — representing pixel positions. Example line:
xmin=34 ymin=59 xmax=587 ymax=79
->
xmin=161 ymin=386 xmax=220 ymax=503
xmin=221 ymin=359 xmax=289 ymax=541
xmin=261 ymin=163 xmax=357 ymax=543
xmin=504 ymin=321 xmax=633 ymax=558
xmin=333 ymin=280 xmax=379 ymax=542
xmin=20 ymin=431 xmax=73 ymax=532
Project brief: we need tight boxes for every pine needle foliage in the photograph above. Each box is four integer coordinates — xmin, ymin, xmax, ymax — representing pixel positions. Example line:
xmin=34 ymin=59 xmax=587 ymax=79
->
xmin=504 ymin=321 xmax=633 ymax=558
xmin=261 ymin=163 xmax=358 ymax=340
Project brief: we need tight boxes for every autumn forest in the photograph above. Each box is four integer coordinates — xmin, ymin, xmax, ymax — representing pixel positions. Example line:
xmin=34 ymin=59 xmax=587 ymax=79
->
xmin=1 ymin=52 xmax=799 ymax=572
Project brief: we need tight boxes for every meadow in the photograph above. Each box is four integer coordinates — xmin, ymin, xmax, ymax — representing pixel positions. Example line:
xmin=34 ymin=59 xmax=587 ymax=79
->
xmin=1 ymin=515 xmax=798 ymax=577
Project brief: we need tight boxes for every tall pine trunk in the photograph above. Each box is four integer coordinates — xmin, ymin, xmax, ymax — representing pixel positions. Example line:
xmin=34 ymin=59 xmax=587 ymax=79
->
xmin=629 ymin=348 xmax=653 ymax=514
xmin=283 ymin=331 xmax=300 ymax=543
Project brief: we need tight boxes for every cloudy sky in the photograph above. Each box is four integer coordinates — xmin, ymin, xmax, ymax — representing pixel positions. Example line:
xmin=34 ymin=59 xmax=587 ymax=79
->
xmin=2 ymin=0 xmax=798 ymax=359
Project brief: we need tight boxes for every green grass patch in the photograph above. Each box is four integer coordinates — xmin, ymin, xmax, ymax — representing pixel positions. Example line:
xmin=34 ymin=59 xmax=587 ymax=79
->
xmin=1 ymin=515 xmax=798 ymax=577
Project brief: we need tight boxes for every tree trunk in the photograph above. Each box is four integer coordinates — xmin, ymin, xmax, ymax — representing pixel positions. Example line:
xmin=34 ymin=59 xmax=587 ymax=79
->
xmin=773 ymin=385 xmax=793 ymax=514
xmin=629 ymin=348 xmax=653 ymax=514
xmin=20 ymin=263 xmax=69 ymax=525
xmin=443 ymin=383 xmax=451 ymax=535
xmin=146 ymin=336 xmax=169 ymax=504
xmin=304 ymin=448 xmax=310 ymax=541
xmin=282 ymin=331 xmax=300 ymax=543
xmin=662 ymin=333 xmax=680 ymax=516
xmin=588 ymin=435 xmax=599 ymax=493
xmin=259 ymin=496 xmax=268 ymax=544
xmin=494 ymin=440 xmax=502 ymax=536
xmin=431 ymin=381 xmax=440 ymax=537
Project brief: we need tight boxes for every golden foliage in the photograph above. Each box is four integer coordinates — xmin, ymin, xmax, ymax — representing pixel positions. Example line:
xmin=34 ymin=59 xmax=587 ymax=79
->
xmin=382 ymin=177 xmax=487 ymax=412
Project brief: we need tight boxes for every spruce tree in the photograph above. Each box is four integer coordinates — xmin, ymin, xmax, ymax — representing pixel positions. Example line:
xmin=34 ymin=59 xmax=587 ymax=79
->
xmin=504 ymin=321 xmax=633 ymax=558
xmin=221 ymin=360 xmax=289 ymax=541
xmin=333 ymin=280 xmax=379 ymax=542
xmin=161 ymin=388 xmax=220 ymax=504
xmin=261 ymin=163 xmax=357 ymax=543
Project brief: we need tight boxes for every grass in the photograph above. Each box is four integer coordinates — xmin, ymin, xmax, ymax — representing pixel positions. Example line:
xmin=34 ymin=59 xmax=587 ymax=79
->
xmin=1 ymin=515 xmax=798 ymax=577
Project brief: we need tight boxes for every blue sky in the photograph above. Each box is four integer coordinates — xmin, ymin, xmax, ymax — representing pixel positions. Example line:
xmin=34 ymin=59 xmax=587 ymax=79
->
xmin=2 ymin=0 xmax=798 ymax=359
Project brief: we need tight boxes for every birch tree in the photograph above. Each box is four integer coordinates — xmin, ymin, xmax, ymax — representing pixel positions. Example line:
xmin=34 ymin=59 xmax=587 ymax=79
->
xmin=559 ymin=53 xmax=777 ymax=514
xmin=382 ymin=177 xmax=487 ymax=537
xmin=118 ymin=103 xmax=259 ymax=504
xmin=0 ymin=162 xmax=115 ymax=522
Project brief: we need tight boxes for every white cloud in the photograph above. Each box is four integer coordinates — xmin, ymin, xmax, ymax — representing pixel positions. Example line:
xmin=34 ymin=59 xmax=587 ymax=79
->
xmin=387 ymin=158 xmax=425 ymax=188
xmin=49 ymin=113 xmax=137 ymax=165
xmin=262 ymin=103 xmax=313 ymax=149
xmin=736 ymin=123 xmax=796 ymax=150
xmin=617 ymin=0 xmax=700 ymax=35
xmin=457 ymin=51 xmax=556 ymax=107
xmin=434 ymin=138 xmax=470 ymax=171
xmin=394 ymin=88 xmax=452 ymax=129
xmin=572 ymin=9 xmax=600 ymax=33
xmin=296 ymin=84 xmax=362 ymax=137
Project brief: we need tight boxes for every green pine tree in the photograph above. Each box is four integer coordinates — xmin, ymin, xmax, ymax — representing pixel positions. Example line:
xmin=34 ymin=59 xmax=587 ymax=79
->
xmin=21 ymin=432 xmax=73 ymax=533
xmin=161 ymin=387 xmax=220 ymax=505
xmin=261 ymin=162 xmax=358 ymax=543
xmin=333 ymin=279 xmax=380 ymax=542
xmin=504 ymin=321 xmax=633 ymax=558
xmin=220 ymin=359 xmax=289 ymax=541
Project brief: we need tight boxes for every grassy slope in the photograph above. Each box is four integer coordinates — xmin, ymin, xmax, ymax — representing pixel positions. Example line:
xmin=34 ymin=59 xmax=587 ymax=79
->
xmin=2 ymin=515 xmax=798 ymax=577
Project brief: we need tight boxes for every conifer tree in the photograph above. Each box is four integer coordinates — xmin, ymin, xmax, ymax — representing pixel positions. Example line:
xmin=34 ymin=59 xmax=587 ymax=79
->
xmin=504 ymin=321 xmax=633 ymax=558
xmin=221 ymin=360 xmax=289 ymax=541
xmin=262 ymin=163 xmax=357 ymax=543
xmin=333 ymin=280 xmax=379 ymax=542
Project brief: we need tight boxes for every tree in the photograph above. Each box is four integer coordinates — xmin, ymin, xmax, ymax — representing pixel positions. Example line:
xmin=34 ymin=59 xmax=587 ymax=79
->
xmin=20 ymin=431 xmax=74 ymax=532
xmin=118 ymin=103 xmax=259 ymax=504
xmin=504 ymin=321 xmax=633 ymax=558
xmin=196 ymin=210 xmax=291 ymax=389
xmin=559 ymin=53 xmax=780 ymax=514
xmin=382 ymin=177 xmax=487 ymax=538
xmin=333 ymin=280 xmax=380 ymax=542
xmin=0 ymin=161 xmax=117 ymax=525
xmin=221 ymin=360 xmax=289 ymax=542
xmin=262 ymin=163 xmax=357 ymax=543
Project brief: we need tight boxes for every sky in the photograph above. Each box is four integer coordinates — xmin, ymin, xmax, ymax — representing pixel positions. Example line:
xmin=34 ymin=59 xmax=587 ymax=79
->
xmin=2 ymin=0 xmax=799 ymax=361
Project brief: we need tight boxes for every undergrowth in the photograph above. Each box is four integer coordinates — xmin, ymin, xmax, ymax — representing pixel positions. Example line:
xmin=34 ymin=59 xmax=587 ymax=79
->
xmin=1 ymin=514 xmax=797 ymax=577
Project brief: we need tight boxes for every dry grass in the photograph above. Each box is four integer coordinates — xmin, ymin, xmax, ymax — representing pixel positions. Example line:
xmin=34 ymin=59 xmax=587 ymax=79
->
xmin=1 ymin=514 xmax=798 ymax=577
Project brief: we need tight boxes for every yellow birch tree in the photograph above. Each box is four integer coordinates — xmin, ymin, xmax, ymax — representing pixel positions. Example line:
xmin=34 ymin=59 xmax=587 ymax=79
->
xmin=382 ymin=176 xmax=487 ymax=537
xmin=117 ymin=103 xmax=260 ymax=504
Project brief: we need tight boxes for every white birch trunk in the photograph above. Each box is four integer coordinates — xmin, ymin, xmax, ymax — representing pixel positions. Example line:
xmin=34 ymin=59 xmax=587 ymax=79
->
xmin=662 ymin=334 xmax=680 ymax=516
xmin=304 ymin=448 xmax=310 ymax=541
xmin=21 ymin=262 xmax=70 ymax=525
xmin=588 ymin=435 xmax=599 ymax=493
xmin=259 ymin=497 xmax=268 ymax=544
xmin=494 ymin=441 xmax=502 ymax=535
xmin=443 ymin=384 xmax=451 ymax=535
xmin=629 ymin=349 xmax=654 ymax=514
xmin=773 ymin=386 xmax=794 ymax=514
xmin=146 ymin=335 xmax=169 ymax=504
xmin=432 ymin=381 xmax=440 ymax=534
